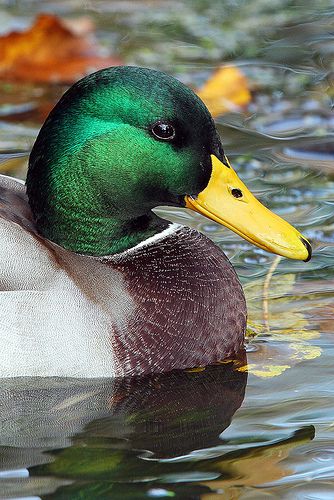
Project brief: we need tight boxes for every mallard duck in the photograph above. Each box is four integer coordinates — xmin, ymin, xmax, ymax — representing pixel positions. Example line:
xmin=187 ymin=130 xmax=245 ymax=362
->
xmin=0 ymin=66 xmax=311 ymax=378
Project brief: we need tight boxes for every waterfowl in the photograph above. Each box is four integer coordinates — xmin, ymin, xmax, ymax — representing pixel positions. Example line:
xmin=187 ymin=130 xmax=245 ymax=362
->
xmin=0 ymin=66 xmax=311 ymax=378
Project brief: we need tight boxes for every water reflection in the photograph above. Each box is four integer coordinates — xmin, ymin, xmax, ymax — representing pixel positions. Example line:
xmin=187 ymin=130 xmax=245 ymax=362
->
xmin=1 ymin=359 xmax=247 ymax=498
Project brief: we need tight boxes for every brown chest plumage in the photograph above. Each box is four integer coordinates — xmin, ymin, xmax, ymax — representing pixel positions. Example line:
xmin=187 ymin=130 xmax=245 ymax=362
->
xmin=109 ymin=226 xmax=246 ymax=375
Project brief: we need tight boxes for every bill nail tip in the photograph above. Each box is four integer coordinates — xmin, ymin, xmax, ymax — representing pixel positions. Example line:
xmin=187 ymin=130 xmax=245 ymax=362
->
xmin=301 ymin=237 xmax=312 ymax=262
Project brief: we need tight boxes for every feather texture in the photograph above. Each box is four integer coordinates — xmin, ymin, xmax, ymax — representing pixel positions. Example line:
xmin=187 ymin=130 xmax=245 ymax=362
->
xmin=0 ymin=175 xmax=246 ymax=377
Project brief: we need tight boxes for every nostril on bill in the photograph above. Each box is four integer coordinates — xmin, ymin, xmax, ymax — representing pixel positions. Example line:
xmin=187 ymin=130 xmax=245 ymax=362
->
xmin=231 ymin=188 xmax=243 ymax=198
xmin=301 ymin=237 xmax=312 ymax=262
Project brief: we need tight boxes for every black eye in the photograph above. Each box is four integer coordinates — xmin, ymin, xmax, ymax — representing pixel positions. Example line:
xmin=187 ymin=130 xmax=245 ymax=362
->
xmin=151 ymin=121 xmax=176 ymax=141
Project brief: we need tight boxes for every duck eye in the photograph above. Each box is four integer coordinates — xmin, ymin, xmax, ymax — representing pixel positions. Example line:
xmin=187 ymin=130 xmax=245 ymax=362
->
xmin=151 ymin=121 xmax=176 ymax=141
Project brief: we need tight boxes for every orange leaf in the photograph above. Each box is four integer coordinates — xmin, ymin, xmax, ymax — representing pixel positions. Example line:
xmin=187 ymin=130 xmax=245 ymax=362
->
xmin=0 ymin=14 xmax=122 ymax=84
xmin=197 ymin=66 xmax=251 ymax=118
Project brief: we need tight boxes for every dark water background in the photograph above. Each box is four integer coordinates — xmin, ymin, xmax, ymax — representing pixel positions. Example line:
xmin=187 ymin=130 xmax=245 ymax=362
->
xmin=0 ymin=1 xmax=333 ymax=498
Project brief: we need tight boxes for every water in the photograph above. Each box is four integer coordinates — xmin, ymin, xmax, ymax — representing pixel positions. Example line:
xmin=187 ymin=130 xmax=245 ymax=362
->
xmin=0 ymin=1 xmax=333 ymax=498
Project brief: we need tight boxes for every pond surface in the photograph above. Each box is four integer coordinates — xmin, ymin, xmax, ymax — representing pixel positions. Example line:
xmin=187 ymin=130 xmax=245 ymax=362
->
xmin=0 ymin=1 xmax=333 ymax=498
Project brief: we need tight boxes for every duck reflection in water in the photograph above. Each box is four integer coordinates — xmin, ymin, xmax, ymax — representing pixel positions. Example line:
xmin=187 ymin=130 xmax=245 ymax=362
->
xmin=0 ymin=358 xmax=247 ymax=498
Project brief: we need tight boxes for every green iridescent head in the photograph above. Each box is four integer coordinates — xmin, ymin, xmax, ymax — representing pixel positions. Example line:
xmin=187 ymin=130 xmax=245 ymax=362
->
xmin=27 ymin=66 xmax=225 ymax=255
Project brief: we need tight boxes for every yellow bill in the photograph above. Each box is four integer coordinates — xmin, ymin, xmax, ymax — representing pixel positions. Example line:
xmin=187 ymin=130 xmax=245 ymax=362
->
xmin=185 ymin=155 xmax=311 ymax=261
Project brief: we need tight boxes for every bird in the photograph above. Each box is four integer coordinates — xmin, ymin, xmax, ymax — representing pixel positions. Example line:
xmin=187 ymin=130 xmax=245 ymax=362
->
xmin=0 ymin=66 xmax=311 ymax=378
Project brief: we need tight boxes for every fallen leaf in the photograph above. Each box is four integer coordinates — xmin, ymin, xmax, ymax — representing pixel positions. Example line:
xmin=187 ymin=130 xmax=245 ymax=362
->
xmin=185 ymin=366 xmax=206 ymax=373
xmin=237 ymin=363 xmax=290 ymax=378
xmin=0 ymin=13 xmax=122 ymax=84
xmin=197 ymin=66 xmax=251 ymax=118
xmin=243 ymin=270 xmax=327 ymax=378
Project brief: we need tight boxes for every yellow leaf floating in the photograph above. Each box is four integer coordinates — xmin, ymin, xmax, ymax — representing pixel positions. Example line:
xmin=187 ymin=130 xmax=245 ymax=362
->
xmin=289 ymin=343 xmax=322 ymax=361
xmin=243 ymin=271 xmax=323 ymax=379
xmin=185 ymin=366 xmax=206 ymax=373
xmin=196 ymin=66 xmax=251 ymax=118
xmin=238 ymin=363 xmax=291 ymax=378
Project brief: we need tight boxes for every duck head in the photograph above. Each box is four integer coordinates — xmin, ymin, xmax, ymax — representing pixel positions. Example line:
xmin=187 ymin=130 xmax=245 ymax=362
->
xmin=27 ymin=66 xmax=311 ymax=260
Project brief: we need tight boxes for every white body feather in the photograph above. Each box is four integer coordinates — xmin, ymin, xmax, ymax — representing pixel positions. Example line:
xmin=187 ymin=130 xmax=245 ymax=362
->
xmin=0 ymin=176 xmax=136 ymax=377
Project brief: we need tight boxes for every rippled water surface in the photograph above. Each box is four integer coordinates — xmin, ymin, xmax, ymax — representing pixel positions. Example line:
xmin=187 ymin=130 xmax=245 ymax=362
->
xmin=0 ymin=1 xmax=333 ymax=499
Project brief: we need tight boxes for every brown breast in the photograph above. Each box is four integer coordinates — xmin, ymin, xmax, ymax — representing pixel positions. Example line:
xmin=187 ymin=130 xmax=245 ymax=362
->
xmin=108 ymin=226 xmax=246 ymax=376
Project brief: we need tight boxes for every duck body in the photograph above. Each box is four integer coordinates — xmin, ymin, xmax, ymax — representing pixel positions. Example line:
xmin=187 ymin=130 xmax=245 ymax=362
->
xmin=0 ymin=175 xmax=245 ymax=377
xmin=0 ymin=66 xmax=310 ymax=378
